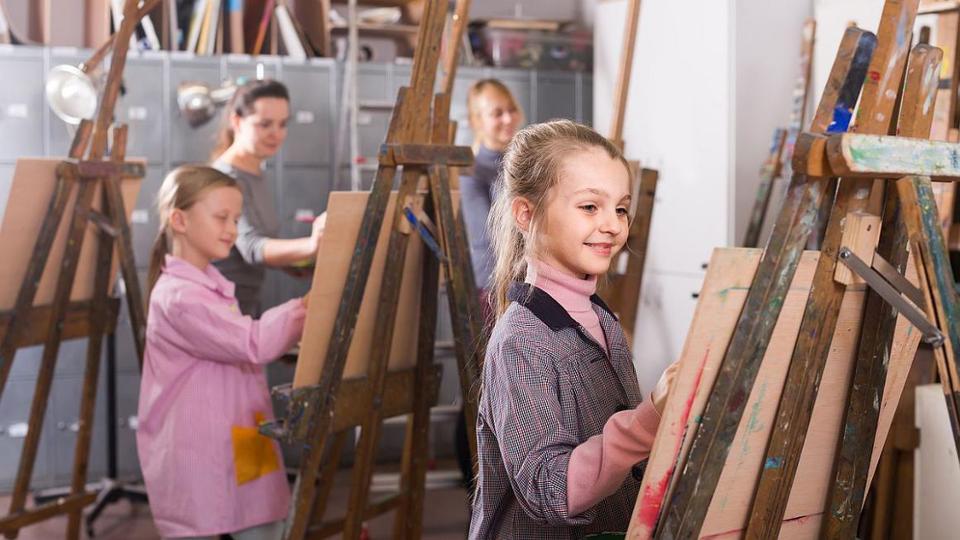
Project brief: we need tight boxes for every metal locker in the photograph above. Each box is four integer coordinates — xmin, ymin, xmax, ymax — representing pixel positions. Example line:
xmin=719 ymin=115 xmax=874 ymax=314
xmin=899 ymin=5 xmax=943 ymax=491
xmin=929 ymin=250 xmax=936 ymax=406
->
xmin=46 ymin=48 xmax=92 ymax=157
xmin=0 ymin=47 xmax=44 ymax=160
xmin=111 ymin=269 xmax=150 ymax=376
xmin=118 ymin=53 xmax=165 ymax=164
xmin=280 ymin=59 xmax=335 ymax=167
xmin=130 ymin=165 xmax=165 ymax=270
xmin=356 ymin=63 xmax=389 ymax=101
xmin=536 ymin=72 xmax=577 ymax=123
xmin=48 ymin=375 xmax=109 ymax=485
xmin=491 ymin=68 xmax=533 ymax=124
xmin=389 ymin=63 xmax=411 ymax=96
xmin=273 ymin=165 xmax=332 ymax=302
xmin=579 ymin=73 xmax=594 ymax=125
xmin=0 ymin=379 xmax=53 ymax=491
xmin=169 ymin=54 xmax=222 ymax=164
xmin=224 ymin=55 xmax=279 ymax=83
xmin=52 ymin=338 xmax=93 ymax=379
xmin=114 ymin=373 xmax=142 ymax=479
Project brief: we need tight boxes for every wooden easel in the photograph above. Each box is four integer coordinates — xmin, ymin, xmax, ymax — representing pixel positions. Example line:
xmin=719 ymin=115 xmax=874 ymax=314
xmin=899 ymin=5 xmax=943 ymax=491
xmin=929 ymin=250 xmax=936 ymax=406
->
xmin=742 ymin=18 xmax=816 ymax=248
xmin=0 ymin=1 xmax=147 ymax=539
xmin=625 ymin=0 xmax=960 ymax=536
xmin=261 ymin=1 xmax=484 ymax=538
xmin=596 ymin=0 xmax=659 ymax=347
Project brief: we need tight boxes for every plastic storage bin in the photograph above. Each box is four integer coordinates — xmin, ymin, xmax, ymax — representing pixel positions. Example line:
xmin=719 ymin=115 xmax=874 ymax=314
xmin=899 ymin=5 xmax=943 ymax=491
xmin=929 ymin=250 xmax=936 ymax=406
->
xmin=477 ymin=27 xmax=593 ymax=71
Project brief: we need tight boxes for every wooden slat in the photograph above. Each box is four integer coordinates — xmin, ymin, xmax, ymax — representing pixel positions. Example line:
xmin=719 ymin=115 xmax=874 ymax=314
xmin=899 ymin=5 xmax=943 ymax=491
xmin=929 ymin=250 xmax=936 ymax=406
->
xmin=609 ymin=0 xmax=642 ymax=149
xmin=743 ymin=129 xmax=788 ymax=247
xmin=898 ymin=175 xmax=960 ymax=463
xmin=599 ymin=163 xmax=657 ymax=346
xmin=744 ymin=1 xmax=919 ymax=537
xmin=0 ymin=492 xmax=97 ymax=534
xmin=0 ymin=300 xmax=119 ymax=348
xmin=822 ymin=43 xmax=943 ymax=538
xmin=379 ymin=143 xmax=474 ymax=166
xmin=831 ymin=132 xmax=960 ymax=178
xmin=646 ymin=25 xmax=878 ymax=539
xmin=441 ymin=0 xmax=472 ymax=97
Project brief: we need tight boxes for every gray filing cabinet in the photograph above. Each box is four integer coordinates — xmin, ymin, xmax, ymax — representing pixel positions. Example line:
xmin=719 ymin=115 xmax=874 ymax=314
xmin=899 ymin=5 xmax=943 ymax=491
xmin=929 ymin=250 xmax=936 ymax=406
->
xmin=0 ymin=46 xmax=45 ymax=160
xmin=281 ymin=59 xmax=336 ymax=167
xmin=118 ymin=53 xmax=166 ymax=164
xmin=0 ymin=380 xmax=53 ymax=491
xmin=129 ymin=165 xmax=165 ymax=270
xmin=536 ymin=72 xmax=578 ymax=123
xmin=169 ymin=53 xmax=222 ymax=164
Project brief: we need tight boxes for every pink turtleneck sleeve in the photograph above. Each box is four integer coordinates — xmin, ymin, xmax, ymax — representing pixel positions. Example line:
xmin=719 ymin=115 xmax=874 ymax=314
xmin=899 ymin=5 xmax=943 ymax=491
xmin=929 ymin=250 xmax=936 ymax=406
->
xmin=525 ymin=259 xmax=662 ymax=516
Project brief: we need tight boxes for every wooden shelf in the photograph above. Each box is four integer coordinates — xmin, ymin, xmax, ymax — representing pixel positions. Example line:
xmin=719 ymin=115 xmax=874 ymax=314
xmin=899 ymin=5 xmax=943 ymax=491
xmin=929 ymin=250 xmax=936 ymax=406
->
xmin=331 ymin=23 xmax=419 ymax=38
xmin=919 ymin=1 xmax=960 ymax=15
xmin=331 ymin=0 xmax=420 ymax=6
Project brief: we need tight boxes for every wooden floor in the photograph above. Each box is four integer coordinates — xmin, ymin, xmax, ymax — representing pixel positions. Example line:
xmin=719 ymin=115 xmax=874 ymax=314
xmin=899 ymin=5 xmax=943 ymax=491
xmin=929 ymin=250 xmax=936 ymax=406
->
xmin=0 ymin=470 xmax=471 ymax=539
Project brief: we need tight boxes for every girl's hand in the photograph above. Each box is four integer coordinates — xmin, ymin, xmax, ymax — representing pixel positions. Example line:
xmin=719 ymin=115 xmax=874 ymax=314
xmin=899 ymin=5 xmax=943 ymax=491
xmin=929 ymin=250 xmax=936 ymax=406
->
xmin=301 ymin=292 xmax=311 ymax=309
xmin=310 ymin=212 xmax=328 ymax=251
xmin=651 ymin=360 xmax=679 ymax=415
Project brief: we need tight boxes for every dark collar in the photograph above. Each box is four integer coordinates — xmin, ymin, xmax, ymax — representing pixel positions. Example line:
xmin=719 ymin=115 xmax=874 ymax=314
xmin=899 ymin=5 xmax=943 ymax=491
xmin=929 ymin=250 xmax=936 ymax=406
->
xmin=508 ymin=281 xmax=617 ymax=331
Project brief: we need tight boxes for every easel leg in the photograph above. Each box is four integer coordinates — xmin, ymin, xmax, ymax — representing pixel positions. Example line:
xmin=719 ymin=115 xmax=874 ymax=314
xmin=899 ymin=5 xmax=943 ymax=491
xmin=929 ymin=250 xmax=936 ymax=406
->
xmin=343 ymin=166 xmax=423 ymax=539
xmin=311 ymin=431 xmax=349 ymax=522
xmin=393 ymin=188 xmax=441 ymax=539
xmin=427 ymin=164 xmax=482 ymax=469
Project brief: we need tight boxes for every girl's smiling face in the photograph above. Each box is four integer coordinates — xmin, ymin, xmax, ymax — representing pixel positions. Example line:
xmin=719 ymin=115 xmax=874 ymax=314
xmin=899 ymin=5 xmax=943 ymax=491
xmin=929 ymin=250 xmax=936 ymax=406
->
xmin=516 ymin=147 xmax=631 ymax=278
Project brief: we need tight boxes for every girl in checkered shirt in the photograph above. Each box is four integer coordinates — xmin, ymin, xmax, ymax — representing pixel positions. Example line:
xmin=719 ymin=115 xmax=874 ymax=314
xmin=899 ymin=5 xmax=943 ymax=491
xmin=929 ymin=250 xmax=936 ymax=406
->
xmin=469 ymin=120 xmax=676 ymax=538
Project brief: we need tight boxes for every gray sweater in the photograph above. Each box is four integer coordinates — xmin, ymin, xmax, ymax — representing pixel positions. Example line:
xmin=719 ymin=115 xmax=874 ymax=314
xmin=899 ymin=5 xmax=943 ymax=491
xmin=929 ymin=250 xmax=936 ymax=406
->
xmin=212 ymin=160 xmax=280 ymax=316
xmin=459 ymin=145 xmax=503 ymax=290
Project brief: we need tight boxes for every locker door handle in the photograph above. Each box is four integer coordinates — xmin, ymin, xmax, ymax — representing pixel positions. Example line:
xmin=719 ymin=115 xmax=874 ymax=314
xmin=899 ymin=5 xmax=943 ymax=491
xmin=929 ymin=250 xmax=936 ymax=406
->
xmin=3 ymin=422 xmax=28 ymax=438
xmin=56 ymin=421 xmax=80 ymax=432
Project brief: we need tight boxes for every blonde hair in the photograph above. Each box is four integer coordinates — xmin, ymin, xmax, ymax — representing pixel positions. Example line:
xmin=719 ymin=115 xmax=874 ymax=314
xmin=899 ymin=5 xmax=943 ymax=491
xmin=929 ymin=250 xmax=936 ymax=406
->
xmin=487 ymin=119 xmax=629 ymax=317
xmin=147 ymin=165 xmax=240 ymax=296
xmin=466 ymin=79 xmax=524 ymax=150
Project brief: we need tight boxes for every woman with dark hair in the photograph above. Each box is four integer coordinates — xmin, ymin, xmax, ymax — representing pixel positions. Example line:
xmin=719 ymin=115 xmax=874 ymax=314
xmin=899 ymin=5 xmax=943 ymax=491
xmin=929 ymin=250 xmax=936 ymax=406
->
xmin=211 ymin=79 xmax=326 ymax=316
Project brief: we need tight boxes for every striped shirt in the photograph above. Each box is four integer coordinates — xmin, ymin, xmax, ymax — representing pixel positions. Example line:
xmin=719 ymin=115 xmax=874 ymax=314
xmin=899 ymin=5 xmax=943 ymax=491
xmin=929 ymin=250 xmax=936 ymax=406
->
xmin=469 ymin=282 xmax=646 ymax=538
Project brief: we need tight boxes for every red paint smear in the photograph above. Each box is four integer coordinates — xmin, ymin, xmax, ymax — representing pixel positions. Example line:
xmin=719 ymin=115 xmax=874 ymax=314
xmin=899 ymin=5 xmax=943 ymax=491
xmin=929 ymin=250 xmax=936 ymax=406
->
xmin=698 ymin=511 xmax=822 ymax=539
xmin=868 ymin=70 xmax=880 ymax=82
xmin=633 ymin=348 xmax=711 ymax=532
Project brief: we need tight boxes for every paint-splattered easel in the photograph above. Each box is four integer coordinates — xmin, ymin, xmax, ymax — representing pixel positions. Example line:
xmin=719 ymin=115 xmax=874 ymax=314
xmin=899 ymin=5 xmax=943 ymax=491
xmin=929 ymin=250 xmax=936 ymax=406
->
xmin=596 ymin=0 xmax=659 ymax=347
xmin=260 ymin=1 xmax=484 ymax=538
xmin=0 ymin=1 xmax=147 ymax=538
xmin=625 ymin=0 xmax=960 ymax=537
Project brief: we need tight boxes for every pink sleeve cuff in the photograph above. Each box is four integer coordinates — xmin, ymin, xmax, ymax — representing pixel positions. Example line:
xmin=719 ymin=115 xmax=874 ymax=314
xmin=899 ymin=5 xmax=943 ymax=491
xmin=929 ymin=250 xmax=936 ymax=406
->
xmin=566 ymin=399 xmax=661 ymax=516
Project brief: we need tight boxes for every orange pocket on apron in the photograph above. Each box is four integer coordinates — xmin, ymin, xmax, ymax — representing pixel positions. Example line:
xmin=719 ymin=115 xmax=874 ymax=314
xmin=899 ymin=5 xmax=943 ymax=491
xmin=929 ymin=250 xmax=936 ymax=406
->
xmin=231 ymin=411 xmax=281 ymax=485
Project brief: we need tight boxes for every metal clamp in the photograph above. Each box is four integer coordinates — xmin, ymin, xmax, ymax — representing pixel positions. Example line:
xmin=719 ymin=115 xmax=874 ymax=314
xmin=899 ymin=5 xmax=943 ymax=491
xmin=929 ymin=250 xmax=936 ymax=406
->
xmin=838 ymin=247 xmax=944 ymax=347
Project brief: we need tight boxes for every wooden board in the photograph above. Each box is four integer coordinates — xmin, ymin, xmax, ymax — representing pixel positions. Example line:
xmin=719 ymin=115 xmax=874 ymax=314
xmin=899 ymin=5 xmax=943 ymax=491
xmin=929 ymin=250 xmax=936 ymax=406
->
xmin=0 ymin=158 xmax=142 ymax=310
xmin=292 ymin=190 xmax=427 ymax=385
xmin=629 ymin=247 xmax=921 ymax=539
